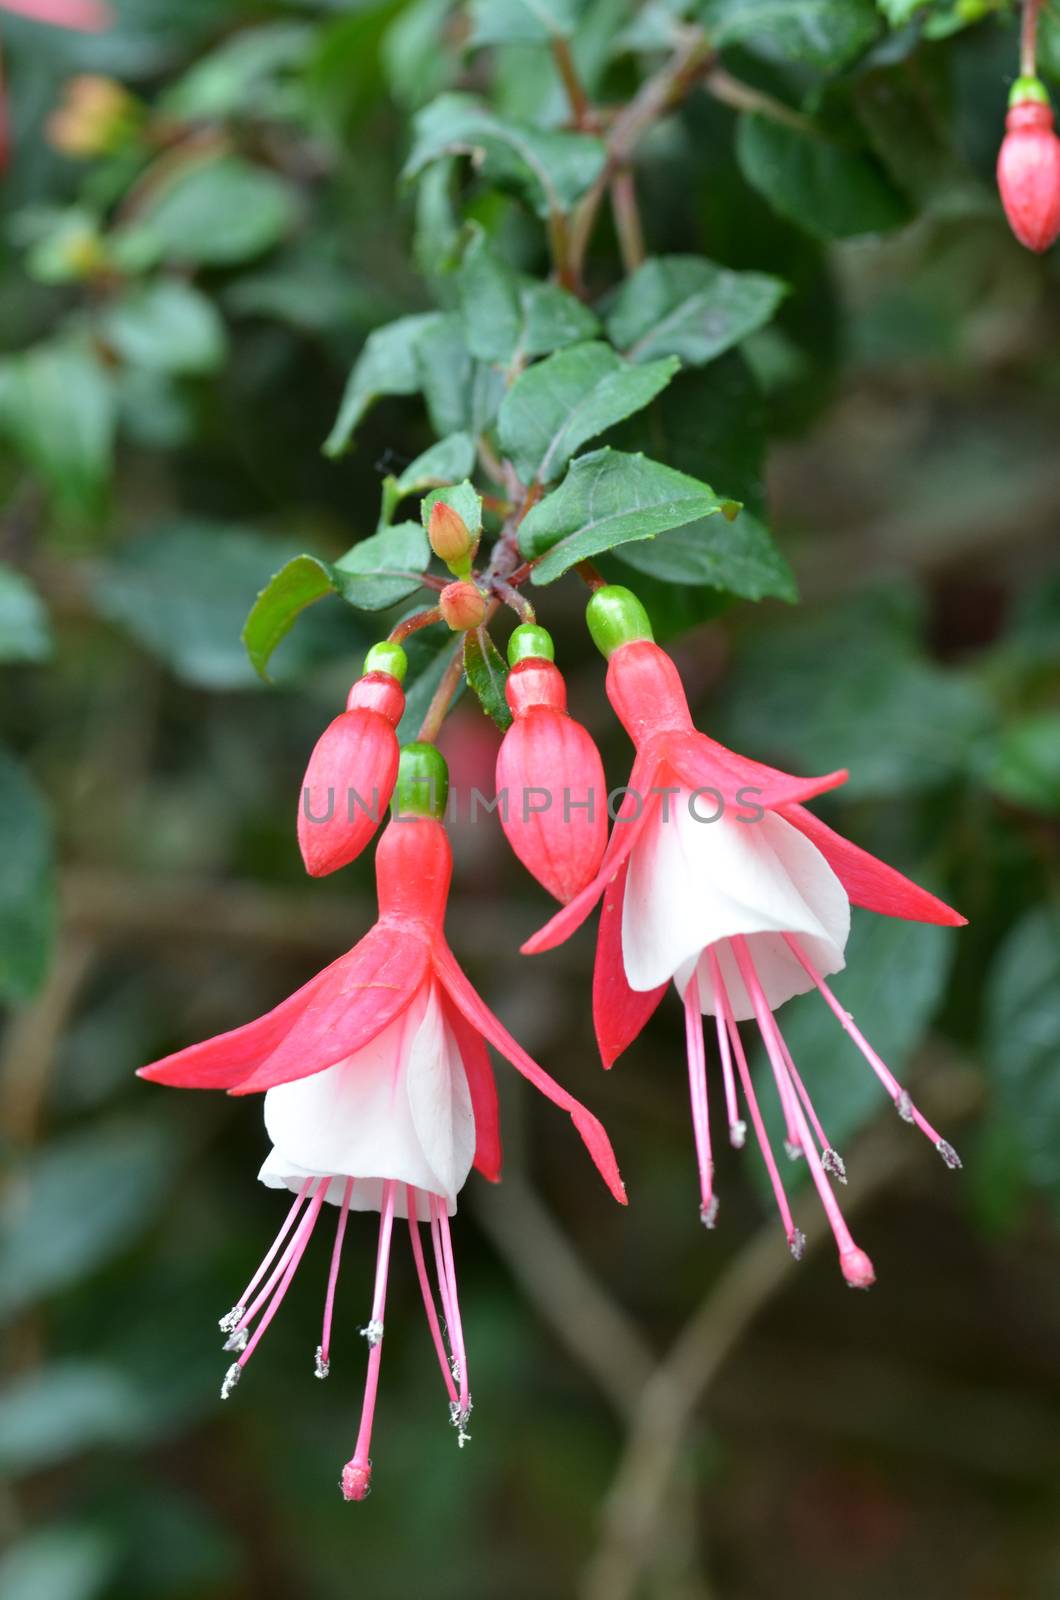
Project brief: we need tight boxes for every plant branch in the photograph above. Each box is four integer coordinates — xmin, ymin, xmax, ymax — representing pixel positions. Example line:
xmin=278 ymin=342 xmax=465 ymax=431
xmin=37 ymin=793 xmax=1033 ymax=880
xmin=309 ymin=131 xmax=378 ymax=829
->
xmin=705 ymin=67 xmax=815 ymax=134
xmin=552 ymin=36 xmax=591 ymax=129
xmin=389 ymin=605 xmax=442 ymax=644
xmin=1022 ymin=0 xmax=1044 ymax=78
xmin=609 ymin=166 xmax=645 ymax=274
xmin=417 ymin=637 xmax=467 ymax=742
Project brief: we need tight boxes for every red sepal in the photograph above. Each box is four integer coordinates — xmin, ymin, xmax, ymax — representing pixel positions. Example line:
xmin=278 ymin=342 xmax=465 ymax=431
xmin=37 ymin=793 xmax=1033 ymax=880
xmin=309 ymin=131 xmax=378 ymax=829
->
xmin=442 ymin=991 xmax=502 ymax=1182
xmin=779 ymin=803 xmax=966 ymax=927
xmin=593 ymin=861 xmax=667 ymax=1068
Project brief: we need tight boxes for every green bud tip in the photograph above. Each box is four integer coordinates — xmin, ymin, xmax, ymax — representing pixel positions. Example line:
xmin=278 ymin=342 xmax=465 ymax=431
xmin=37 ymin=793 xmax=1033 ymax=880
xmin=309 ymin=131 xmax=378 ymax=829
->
xmin=393 ymin=742 xmax=449 ymax=820
xmin=585 ymin=585 xmax=654 ymax=661
xmin=364 ymin=641 xmax=408 ymax=682
xmin=1010 ymin=76 xmax=1050 ymax=108
xmin=507 ymin=624 xmax=555 ymax=666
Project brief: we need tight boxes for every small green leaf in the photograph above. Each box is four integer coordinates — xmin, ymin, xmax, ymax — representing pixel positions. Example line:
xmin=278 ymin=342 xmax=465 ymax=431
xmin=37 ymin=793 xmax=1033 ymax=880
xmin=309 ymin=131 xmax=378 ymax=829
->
xmin=111 ymin=156 xmax=298 ymax=270
xmin=468 ymin=0 xmax=580 ymax=45
xmin=978 ymin=711 xmax=1060 ymax=815
xmin=161 ymin=21 xmax=316 ymax=119
xmin=0 ymin=1524 xmax=118 ymax=1600
xmin=463 ymin=628 xmax=513 ymax=730
xmin=521 ymin=448 xmax=736 ymax=583
xmin=414 ymin=313 xmax=479 ymax=437
xmin=520 ymin=279 xmax=600 ymax=356
xmin=404 ymin=93 xmax=607 ymax=219
xmin=100 ymin=279 xmax=227 ymax=375
xmin=324 ymin=312 xmax=441 ymax=456
xmin=987 ymin=906 xmax=1060 ymax=1209
xmin=498 ymin=341 xmax=679 ymax=483
xmin=606 ymin=254 xmax=788 ymax=367
xmin=395 ymin=433 xmax=477 ymax=498
xmin=616 ymin=508 xmax=796 ymax=602
xmin=737 ymin=112 xmax=912 ymax=240
xmin=242 ymin=554 xmax=335 ymax=681
xmin=0 ymin=749 xmax=55 ymax=1005
xmin=459 ymin=230 xmax=524 ymax=364
xmin=421 ymin=479 xmax=483 ymax=539
xmin=0 ymin=341 xmax=115 ymax=519
xmin=0 ymin=565 xmax=52 ymax=664
xmin=702 ymin=0 xmax=881 ymax=69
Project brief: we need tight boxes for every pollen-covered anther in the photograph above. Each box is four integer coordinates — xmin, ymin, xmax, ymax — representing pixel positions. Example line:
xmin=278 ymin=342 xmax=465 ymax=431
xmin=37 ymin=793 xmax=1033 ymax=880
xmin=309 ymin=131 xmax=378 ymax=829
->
xmin=784 ymin=1140 xmax=804 ymax=1162
xmin=822 ymin=1147 xmax=847 ymax=1185
xmin=360 ymin=1318 xmax=384 ymax=1347
xmin=896 ymin=1090 xmax=914 ymax=1123
xmin=936 ymin=1139 xmax=962 ymax=1171
xmin=314 ymin=1346 xmax=330 ymax=1380
xmin=341 ymin=1460 xmax=372 ymax=1502
xmin=449 ymin=1400 xmax=473 ymax=1447
xmin=789 ymin=1228 xmax=806 ymax=1262
xmin=840 ymin=1247 xmax=876 ymax=1290
xmin=700 ymin=1196 xmax=720 ymax=1229
xmin=223 ymin=1327 xmax=248 ymax=1353
xmin=218 ymin=1304 xmax=245 ymax=1335
xmin=220 ymin=1363 xmax=242 ymax=1399
xmin=730 ymin=1119 xmax=747 ymax=1149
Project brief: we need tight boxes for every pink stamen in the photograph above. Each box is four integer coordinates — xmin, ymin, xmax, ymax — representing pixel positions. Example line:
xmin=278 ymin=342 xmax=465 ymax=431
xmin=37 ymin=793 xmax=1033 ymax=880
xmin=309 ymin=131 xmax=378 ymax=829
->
xmin=432 ymin=1196 xmax=470 ymax=1424
xmin=406 ymin=1186 xmax=458 ymax=1406
xmin=732 ymin=937 xmax=874 ymax=1289
xmin=223 ymin=1178 xmax=312 ymax=1327
xmin=317 ymin=1177 xmax=355 ymax=1378
xmin=771 ymin=1026 xmax=845 ymax=1182
xmin=342 ymin=1179 xmax=397 ymax=1502
xmin=234 ymin=1184 xmax=322 ymax=1339
xmin=237 ymin=1185 xmax=328 ymax=1368
xmin=704 ymin=954 xmax=744 ymax=1147
xmin=783 ymin=934 xmax=956 ymax=1162
xmin=683 ymin=979 xmax=717 ymax=1226
xmin=709 ymin=951 xmax=801 ymax=1255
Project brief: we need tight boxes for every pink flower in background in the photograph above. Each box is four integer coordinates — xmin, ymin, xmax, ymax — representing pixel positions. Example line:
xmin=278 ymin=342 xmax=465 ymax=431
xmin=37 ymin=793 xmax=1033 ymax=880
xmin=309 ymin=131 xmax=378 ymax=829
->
xmin=140 ymin=744 xmax=624 ymax=1499
xmin=525 ymin=588 xmax=966 ymax=1289
xmin=1 ymin=0 xmax=109 ymax=24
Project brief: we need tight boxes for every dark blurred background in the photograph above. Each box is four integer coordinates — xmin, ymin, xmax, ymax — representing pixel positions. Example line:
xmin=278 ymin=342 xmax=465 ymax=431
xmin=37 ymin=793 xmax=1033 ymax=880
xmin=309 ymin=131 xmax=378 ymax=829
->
xmin=1 ymin=3 xmax=1059 ymax=1598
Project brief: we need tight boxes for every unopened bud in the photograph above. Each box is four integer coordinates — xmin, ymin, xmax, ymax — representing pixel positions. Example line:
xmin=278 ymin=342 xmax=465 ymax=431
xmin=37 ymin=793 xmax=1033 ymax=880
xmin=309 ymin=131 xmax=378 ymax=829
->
xmin=47 ymin=75 xmax=139 ymax=158
xmin=429 ymin=501 xmax=474 ymax=573
xmin=440 ymin=581 xmax=485 ymax=632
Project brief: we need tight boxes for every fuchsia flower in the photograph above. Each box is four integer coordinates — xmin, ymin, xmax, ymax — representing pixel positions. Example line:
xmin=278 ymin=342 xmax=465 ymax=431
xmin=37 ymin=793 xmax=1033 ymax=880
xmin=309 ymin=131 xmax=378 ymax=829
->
xmin=0 ymin=0 xmax=109 ymax=24
xmin=524 ymin=587 xmax=966 ymax=1289
xmin=297 ymin=642 xmax=406 ymax=877
xmin=997 ymin=77 xmax=1060 ymax=253
xmin=495 ymin=624 xmax=607 ymax=903
xmin=140 ymin=743 xmax=624 ymax=1500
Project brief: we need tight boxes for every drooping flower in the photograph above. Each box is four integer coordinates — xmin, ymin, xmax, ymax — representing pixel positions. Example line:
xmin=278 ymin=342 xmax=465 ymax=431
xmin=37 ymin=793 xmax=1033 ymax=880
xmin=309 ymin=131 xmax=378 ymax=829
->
xmin=523 ymin=587 xmax=966 ymax=1288
xmin=495 ymin=624 xmax=607 ymax=904
xmin=997 ymin=77 xmax=1060 ymax=253
xmin=140 ymin=744 xmax=625 ymax=1499
xmin=297 ymin=641 xmax=406 ymax=878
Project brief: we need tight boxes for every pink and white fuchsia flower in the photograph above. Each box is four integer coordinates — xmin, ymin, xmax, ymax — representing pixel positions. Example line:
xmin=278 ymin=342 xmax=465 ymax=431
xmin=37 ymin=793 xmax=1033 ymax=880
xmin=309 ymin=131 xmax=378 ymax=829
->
xmin=524 ymin=587 xmax=966 ymax=1289
xmin=140 ymin=743 xmax=625 ymax=1500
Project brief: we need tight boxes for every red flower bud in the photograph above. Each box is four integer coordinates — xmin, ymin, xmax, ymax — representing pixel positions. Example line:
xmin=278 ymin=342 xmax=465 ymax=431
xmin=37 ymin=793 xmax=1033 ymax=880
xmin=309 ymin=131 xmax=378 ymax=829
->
xmin=297 ymin=669 xmax=404 ymax=877
xmin=428 ymin=501 xmax=473 ymax=571
xmin=439 ymin=581 xmax=486 ymax=631
xmin=998 ymin=96 xmax=1060 ymax=253
xmin=496 ymin=656 xmax=607 ymax=903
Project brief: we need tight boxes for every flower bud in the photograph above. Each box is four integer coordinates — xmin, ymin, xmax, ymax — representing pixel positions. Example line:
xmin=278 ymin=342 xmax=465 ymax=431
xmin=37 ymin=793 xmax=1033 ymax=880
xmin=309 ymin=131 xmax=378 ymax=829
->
xmin=297 ymin=646 xmax=406 ymax=877
xmin=496 ymin=638 xmax=607 ymax=903
xmin=428 ymin=501 xmax=474 ymax=574
xmin=46 ymin=75 xmax=139 ymax=158
xmin=997 ymin=80 xmax=1060 ymax=253
xmin=440 ymin=581 xmax=485 ymax=632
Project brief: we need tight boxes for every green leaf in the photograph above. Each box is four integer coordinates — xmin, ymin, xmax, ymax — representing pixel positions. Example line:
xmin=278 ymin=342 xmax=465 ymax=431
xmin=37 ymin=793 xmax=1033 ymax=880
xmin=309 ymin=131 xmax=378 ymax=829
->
xmin=161 ymin=21 xmax=315 ymax=119
xmin=520 ymin=279 xmax=600 ymax=355
xmin=0 ymin=341 xmax=115 ymax=519
xmin=498 ymin=342 xmax=680 ymax=483
xmin=458 ymin=231 xmax=599 ymax=365
xmin=468 ymin=0 xmax=581 ymax=44
xmin=404 ymin=93 xmax=607 ymax=218
xmin=978 ymin=712 xmax=1060 ymax=815
xmin=702 ymin=0 xmax=881 ymax=69
xmin=421 ymin=478 xmax=484 ymax=539
xmin=0 ymin=750 xmax=54 ymax=1006
xmin=0 ymin=1525 xmax=117 ymax=1600
xmin=100 ymin=279 xmax=227 ymax=375
xmin=737 ymin=112 xmax=912 ymax=239
xmin=0 ymin=1122 xmax=177 ymax=1323
xmin=0 ymin=565 xmax=52 ymax=664
xmin=616 ymin=508 xmax=796 ymax=602
xmin=394 ymin=433 xmax=477 ymax=498
xmin=464 ymin=628 xmax=513 ymax=730
xmin=244 ymin=523 xmax=431 ymax=680
xmin=414 ymin=313 xmax=486 ymax=437
xmin=986 ymin=906 xmax=1060 ymax=1208
xmin=397 ymin=627 xmax=462 ymax=742
xmin=0 ymin=1363 xmax=155 ymax=1475
xmin=606 ymin=254 xmax=787 ymax=367
xmin=521 ymin=448 xmax=736 ymax=583
xmin=111 ymin=156 xmax=298 ymax=270
xmin=324 ymin=312 xmax=440 ymax=456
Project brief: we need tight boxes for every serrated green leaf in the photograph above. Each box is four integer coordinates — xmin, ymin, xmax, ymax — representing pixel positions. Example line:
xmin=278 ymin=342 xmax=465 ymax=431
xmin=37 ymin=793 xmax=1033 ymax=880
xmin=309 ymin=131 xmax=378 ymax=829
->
xmin=421 ymin=478 xmax=483 ymax=539
xmin=987 ymin=906 xmax=1060 ymax=1208
xmin=458 ymin=231 xmax=599 ymax=365
xmin=0 ymin=748 xmax=55 ymax=1005
xmin=111 ymin=156 xmax=298 ymax=270
xmin=606 ymin=254 xmax=787 ymax=367
xmin=498 ymin=342 xmax=679 ymax=483
xmin=702 ymin=0 xmax=881 ymax=69
xmin=520 ymin=279 xmax=600 ymax=354
xmin=616 ymin=508 xmax=796 ymax=601
xmin=0 ymin=341 xmax=115 ymax=519
xmin=395 ymin=433 xmax=477 ymax=497
xmin=414 ymin=312 xmax=478 ymax=437
xmin=468 ymin=0 xmax=581 ymax=44
xmin=737 ymin=111 xmax=912 ymax=239
xmin=521 ymin=448 xmax=735 ymax=582
xmin=100 ymin=279 xmax=227 ymax=375
xmin=0 ymin=565 xmax=52 ymax=664
xmin=404 ymin=93 xmax=606 ymax=218
xmin=464 ymin=628 xmax=512 ymax=729
xmin=324 ymin=312 xmax=441 ymax=456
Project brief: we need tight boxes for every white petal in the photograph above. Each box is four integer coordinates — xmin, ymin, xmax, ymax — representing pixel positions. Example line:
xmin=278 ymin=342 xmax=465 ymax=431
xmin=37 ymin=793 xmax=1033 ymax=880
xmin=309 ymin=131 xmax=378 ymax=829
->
xmin=261 ymin=980 xmax=475 ymax=1212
